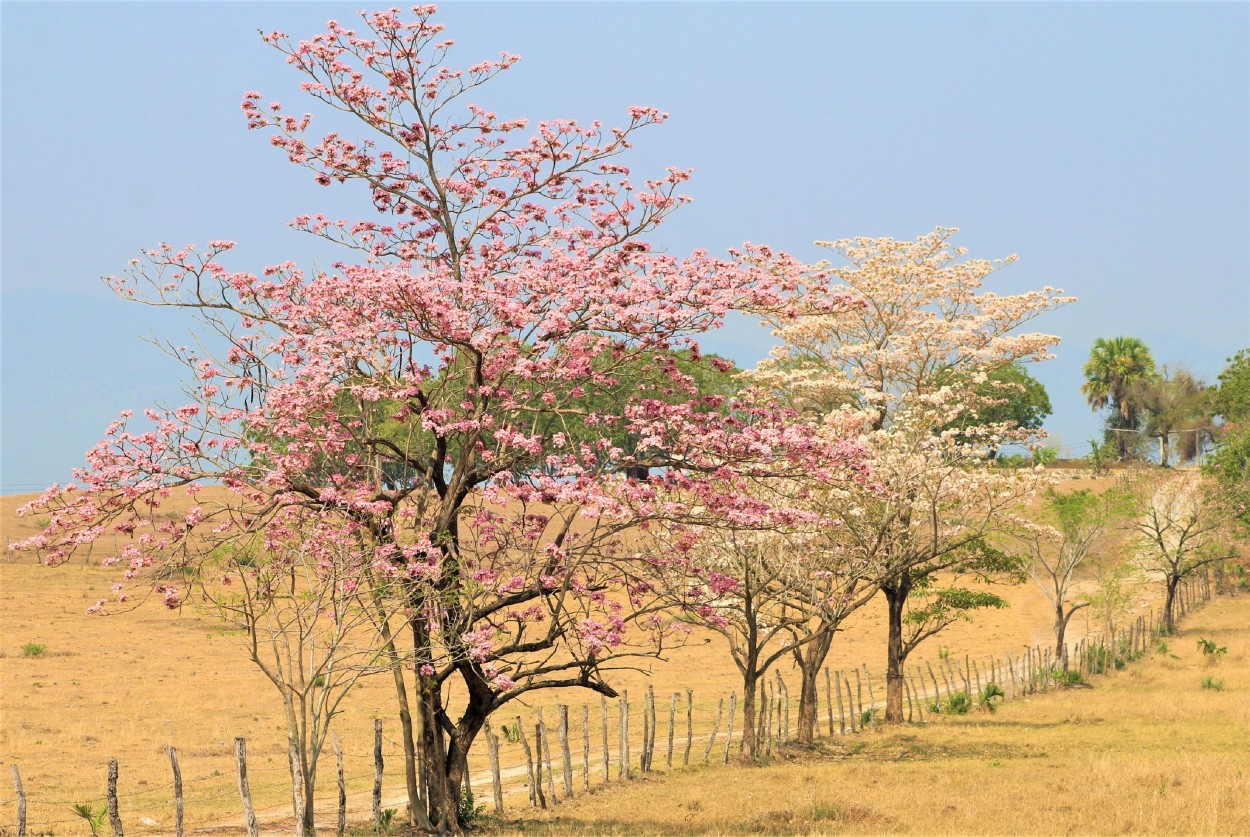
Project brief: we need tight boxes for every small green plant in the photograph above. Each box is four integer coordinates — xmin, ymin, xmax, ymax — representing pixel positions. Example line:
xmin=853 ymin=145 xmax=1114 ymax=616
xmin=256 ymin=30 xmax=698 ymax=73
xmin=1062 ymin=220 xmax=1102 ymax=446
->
xmin=458 ymin=783 xmax=483 ymax=825
xmin=937 ymin=645 xmax=951 ymax=661
xmin=978 ymin=682 xmax=1005 ymax=712
xmin=1049 ymin=666 xmax=1085 ymax=688
xmin=1196 ymin=637 xmax=1228 ymax=662
xmin=70 ymin=803 xmax=106 ymax=837
xmin=35 ymin=517 xmax=51 ymax=530
xmin=375 ymin=807 xmax=397 ymax=834
xmin=943 ymin=690 xmax=972 ymax=715
xmin=859 ymin=708 xmax=876 ymax=725
xmin=312 ymin=674 xmax=326 ymax=688
xmin=1200 ymin=676 xmax=1225 ymax=691
xmin=500 ymin=723 xmax=521 ymax=744
xmin=21 ymin=643 xmax=47 ymax=658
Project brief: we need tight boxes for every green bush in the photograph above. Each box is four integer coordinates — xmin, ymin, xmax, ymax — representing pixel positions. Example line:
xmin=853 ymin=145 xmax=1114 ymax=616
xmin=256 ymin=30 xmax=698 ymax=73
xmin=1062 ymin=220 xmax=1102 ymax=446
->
xmin=943 ymin=691 xmax=972 ymax=715
xmin=1200 ymin=676 xmax=1225 ymax=691
xmin=21 ymin=643 xmax=46 ymax=658
xmin=978 ymin=683 xmax=1005 ymax=712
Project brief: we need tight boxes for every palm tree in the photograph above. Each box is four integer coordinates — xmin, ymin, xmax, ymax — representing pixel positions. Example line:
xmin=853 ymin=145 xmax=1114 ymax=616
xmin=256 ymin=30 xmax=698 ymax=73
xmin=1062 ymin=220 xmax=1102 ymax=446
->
xmin=1082 ymin=336 xmax=1158 ymax=460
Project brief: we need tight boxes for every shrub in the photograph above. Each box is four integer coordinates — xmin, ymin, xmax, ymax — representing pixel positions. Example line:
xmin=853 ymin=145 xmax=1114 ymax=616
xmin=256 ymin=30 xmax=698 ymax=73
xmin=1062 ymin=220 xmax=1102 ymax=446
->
xmin=978 ymin=683 xmax=1005 ymax=712
xmin=1200 ymin=676 xmax=1225 ymax=691
xmin=1049 ymin=667 xmax=1085 ymax=688
xmin=21 ymin=643 xmax=46 ymax=658
xmin=944 ymin=691 xmax=972 ymax=715
xmin=1196 ymin=638 xmax=1228 ymax=663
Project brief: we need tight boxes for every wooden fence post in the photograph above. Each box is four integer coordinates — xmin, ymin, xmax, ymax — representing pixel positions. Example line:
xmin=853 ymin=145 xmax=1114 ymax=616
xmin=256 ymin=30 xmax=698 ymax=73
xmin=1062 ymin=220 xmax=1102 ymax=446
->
xmin=107 ymin=758 xmax=123 ymax=837
xmin=332 ymin=735 xmax=346 ymax=837
xmin=862 ymin=664 xmax=876 ymax=717
xmin=600 ymin=695 xmax=611 ymax=782
xmin=824 ymin=669 xmax=835 ymax=737
xmin=163 ymin=746 xmax=184 ymax=837
xmin=517 ymin=716 xmax=536 ymax=808
xmin=533 ymin=724 xmax=548 ymax=810
xmin=647 ymin=684 xmax=658 ymax=772
xmin=619 ymin=695 xmax=630 ymax=780
xmin=724 ymin=692 xmax=737 ymax=764
xmin=235 ymin=738 xmax=258 ymax=837
xmin=684 ymin=689 xmax=694 ymax=766
xmin=910 ymin=674 xmax=925 ymax=722
xmin=843 ymin=674 xmax=857 ymax=732
xmin=778 ymin=673 xmax=790 ymax=743
xmin=486 ymin=723 xmax=504 ymax=816
xmin=582 ymin=705 xmax=591 ymax=792
xmin=640 ymin=690 xmax=650 ymax=775
xmin=559 ymin=705 xmax=573 ymax=798
xmin=702 ymin=697 xmax=723 ymax=763
xmin=11 ymin=764 xmax=25 ymax=837
xmin=667 ymin=692 xmax=678 ymax=770
xmin=538 ymin=708 xmax=556 ymax=801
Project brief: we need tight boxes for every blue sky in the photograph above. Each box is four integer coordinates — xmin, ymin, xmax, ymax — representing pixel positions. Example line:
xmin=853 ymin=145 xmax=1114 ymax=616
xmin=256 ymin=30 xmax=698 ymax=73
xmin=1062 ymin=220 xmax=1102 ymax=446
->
xmin=2 ymin=1 xmax=1248 ymax=493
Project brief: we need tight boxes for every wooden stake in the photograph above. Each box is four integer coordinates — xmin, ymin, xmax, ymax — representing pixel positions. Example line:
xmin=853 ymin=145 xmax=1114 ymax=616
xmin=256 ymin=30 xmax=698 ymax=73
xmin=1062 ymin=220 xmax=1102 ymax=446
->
xmin=834 ymin=671 xmax=846 ymax=734
xmin=924 ymin=660 xmax=941 ymax=704
xmin=559 ymin=705 xmax=573 ymax=798
xmin=163 ymin=746 xmax=184 ymax=837
xmin=647 ymin=684 xmax=658 ymax=773
xmin=702 ymin=697 xmax=723 ymax=763
xmin=619 ymin=695 xmax=630 ymax=780
xmin=235 ymin=738 xmax=258 ymax=837
xmin=533 ymin=724 xmax=548 ymax=810
xmin=684 ymin=689 xmax=694 ymax=766
xmin=486 ymin=724 xmax=504 ymax=815
xmin=843 ymin=674 xmax=857 ymax=732
xmin=582 ymin=705 xmax=591 ymax=792
xmin=517 ymin=716 xmax=536 ymax=807
xmin=11 ymin=764 xmax=25 ymax=837
xmin=862 ymin=664 xmax=876 ymax=716
xmin=667 ymin=692 xmax=678 ymax=770
xmin=107 ymin=758 xmax=123 ymax=837
xmin=600 ymin=695 xmax=611 ymax=782
xmin=854 ymin=668 xmax=865 ymax=724
xmin=724 ymin=692 xmax=737 ymax=764
xmin=824 ymin=669 xmax=835 ymax=737
xmin=538 ymin=708 xmax=555 ymax=801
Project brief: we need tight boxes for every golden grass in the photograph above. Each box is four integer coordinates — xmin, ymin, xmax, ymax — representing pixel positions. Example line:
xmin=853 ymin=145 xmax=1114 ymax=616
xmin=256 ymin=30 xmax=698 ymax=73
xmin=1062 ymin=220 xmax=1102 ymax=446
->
xmin=484 ymin=594 xmax=1250 ymax=836
xmin=0 ymin=477 xmax=1223 ymax=836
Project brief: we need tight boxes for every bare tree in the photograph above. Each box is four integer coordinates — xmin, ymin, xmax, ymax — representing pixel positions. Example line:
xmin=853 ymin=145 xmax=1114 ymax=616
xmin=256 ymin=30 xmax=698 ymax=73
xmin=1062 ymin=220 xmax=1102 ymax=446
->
xmin=1012 ymin=484 xmax=1133 ymax=663
xmin=1129 ymin=472 xmax=1234 ymax=634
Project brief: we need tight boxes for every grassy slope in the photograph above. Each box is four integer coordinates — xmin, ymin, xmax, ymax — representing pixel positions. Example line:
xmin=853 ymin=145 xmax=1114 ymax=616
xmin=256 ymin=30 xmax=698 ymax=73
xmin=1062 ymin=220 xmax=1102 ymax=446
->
xmin=489 ymin=593 xmax=1250 ymax=836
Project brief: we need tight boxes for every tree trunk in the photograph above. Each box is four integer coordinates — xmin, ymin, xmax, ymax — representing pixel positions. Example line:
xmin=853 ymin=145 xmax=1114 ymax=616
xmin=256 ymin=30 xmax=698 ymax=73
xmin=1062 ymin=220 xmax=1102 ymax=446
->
xmin=881 ymin=573 xmax=912 ymax=724
xmin=739 ymin=675 xmax=759 ymax=758
xmin=792 ymin=629 xmax=834 ymax=744
xmin=1164 ymin=576 xmax=1180 ymax=635
xmin=796 ymin=664 xmax=820 ymax=746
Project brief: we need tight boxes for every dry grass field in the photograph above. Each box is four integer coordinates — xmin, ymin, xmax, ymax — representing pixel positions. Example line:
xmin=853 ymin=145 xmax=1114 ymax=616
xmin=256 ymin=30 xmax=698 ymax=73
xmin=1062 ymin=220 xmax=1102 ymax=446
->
xmin=2 ymin=475 xmax=1239 ymax=836
xmin=488 ymin=592 xmax=1250 ymax=836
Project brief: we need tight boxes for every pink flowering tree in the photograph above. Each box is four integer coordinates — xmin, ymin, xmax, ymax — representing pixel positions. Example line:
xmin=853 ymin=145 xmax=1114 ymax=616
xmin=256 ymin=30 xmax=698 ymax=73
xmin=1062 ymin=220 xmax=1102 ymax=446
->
xmin=12 ymin=8 xmax=810 ymax=831
xmin=646 ymin=408 xmax=871 ymax=755
xmin=753 ymin=229 xmax=1073 ymax=723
